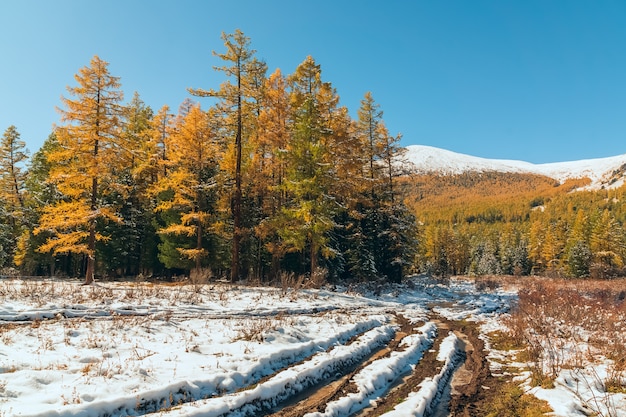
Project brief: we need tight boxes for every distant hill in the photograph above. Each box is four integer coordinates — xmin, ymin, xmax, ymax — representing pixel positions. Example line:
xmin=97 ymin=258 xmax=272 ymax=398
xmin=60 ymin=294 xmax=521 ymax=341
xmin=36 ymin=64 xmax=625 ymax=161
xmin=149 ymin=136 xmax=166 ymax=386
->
xmin=403 ymin=145 xmax=626 ymax=190
xmin=398 ymin=146 xmax=626 ymax=278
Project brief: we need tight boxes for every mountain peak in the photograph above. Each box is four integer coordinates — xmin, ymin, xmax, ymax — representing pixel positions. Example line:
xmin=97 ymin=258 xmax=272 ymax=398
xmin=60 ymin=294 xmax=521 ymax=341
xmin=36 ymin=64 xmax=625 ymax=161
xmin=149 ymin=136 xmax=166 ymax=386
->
xmin=403 ymin=145 xmax=626 ymax=190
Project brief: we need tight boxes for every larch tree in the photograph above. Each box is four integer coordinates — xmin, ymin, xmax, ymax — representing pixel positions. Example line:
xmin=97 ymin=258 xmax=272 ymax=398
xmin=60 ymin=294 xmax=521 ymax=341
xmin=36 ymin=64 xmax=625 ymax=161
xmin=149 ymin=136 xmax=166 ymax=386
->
xmin=279 ymin=56 xmax=339 ymax=275
xmin=355 ymin=92 xmax=385 ymax=195
xmin=100 ymin=92 xmax=154 ymax=276
xmin=325 ymin=103 xmax=372 ymax=281
xmin=377 ymin=129 xmax=416 ymax=282
xmin=34 ymin=56 xmax=124 ymax=284
xmin=590 ymin=209 xmax=625 ymax=277
xmin=339 ymin=93 xmax=387 ymax=281
xmin=0 ymin=125 xmax=29 ymax=267
xmin=154 ymin=104 xmax=219 ymax=273
xmin=0 ymin=125 xmax=29 ymax=217
xmin=132 ymin=104 xmax=174 ymax=275
xmin=189 ymin=29 xmax=266 ymax=282
xmin=565 ymin=209 xmax=591 ymax=277
xmin=377 ymin=123 xmax=405 ymax=204
xmin=136 ymin=105 xmax=173 ymax=185
xmin=254 ymin=68 xmax=291 ymax=278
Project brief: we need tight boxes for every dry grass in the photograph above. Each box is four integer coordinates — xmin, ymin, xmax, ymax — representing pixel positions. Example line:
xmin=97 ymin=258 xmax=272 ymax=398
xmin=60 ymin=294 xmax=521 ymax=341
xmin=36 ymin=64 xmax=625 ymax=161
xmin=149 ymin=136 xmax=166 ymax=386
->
xmin=483 ymin=380 xmax=553 ymax=417
xmin=495 ymin=277 xmax=626 ymax=414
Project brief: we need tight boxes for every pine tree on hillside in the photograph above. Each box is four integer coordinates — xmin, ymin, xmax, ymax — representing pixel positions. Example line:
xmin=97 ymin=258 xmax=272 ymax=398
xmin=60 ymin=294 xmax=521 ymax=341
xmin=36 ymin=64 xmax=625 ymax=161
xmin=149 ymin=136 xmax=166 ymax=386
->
xmin=34 ymin=56 xmax=124 ymax=284
xmin=568 ymin=241 xmax=592 ymax=278
xmin=528 ymin=219 xmax=545 ymax=273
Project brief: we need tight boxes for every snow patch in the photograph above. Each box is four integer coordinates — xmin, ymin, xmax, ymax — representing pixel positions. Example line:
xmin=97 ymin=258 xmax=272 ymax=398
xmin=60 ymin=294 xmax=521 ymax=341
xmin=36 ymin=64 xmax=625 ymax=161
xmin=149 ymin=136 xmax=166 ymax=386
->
xmin=403 ymin=144 xmax=626 ymax=190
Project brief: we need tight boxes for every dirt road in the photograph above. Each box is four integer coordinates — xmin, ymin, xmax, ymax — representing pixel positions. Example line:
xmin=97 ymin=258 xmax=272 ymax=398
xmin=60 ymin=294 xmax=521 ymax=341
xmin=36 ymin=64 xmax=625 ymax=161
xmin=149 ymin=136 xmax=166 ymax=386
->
xmin=257 ymin=315 xmax=496 ymax=417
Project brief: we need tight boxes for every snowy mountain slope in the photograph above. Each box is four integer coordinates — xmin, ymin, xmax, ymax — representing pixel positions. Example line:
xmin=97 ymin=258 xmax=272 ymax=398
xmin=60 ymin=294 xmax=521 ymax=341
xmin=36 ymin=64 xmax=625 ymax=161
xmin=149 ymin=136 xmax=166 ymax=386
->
xmin=403 ymin=145 xmax=626 ymax=189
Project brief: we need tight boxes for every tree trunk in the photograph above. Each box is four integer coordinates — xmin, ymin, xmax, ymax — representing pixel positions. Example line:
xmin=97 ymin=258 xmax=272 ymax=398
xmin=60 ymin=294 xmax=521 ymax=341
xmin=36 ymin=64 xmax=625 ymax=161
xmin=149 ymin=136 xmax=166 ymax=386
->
xmin=310 ymin=241 xmax=318 ymax=276
xmin=84 ymin=176 xmax=97 ymax=285
xmin=196 ymin=221 xmax=202 ymax=272
xmin=230 ymin=57 xmax=243 ymax=283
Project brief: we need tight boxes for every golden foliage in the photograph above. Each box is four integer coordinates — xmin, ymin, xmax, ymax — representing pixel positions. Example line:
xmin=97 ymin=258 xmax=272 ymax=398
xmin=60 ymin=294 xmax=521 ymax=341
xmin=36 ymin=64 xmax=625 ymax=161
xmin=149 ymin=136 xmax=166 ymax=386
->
xmin=402 ymin=171 xmax=590 ymax=225
xmin=37 ymin=56 xmax=123 ymax=272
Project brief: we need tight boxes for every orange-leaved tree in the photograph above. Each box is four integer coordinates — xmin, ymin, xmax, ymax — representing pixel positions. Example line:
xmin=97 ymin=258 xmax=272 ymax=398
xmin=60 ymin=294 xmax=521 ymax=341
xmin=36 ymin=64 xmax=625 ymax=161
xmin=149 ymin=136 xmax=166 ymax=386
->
xmin=0 ymin=125 xmax=29 ymax=212
xmin=189 ymin=29 xmax=266 ymax=282
xmin=0 ymin=125 xmax=29 ymax=267
xmin=34 ymin=56 xmax=124 ymax=284
xmin=153 ymin=104 xmax=220 ymax=273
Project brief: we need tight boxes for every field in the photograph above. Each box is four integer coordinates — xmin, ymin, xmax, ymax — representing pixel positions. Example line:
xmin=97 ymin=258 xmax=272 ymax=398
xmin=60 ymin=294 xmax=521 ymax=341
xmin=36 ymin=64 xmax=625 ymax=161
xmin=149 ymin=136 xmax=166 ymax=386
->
xmin=0 ymin=276 xmax=624 ymax=417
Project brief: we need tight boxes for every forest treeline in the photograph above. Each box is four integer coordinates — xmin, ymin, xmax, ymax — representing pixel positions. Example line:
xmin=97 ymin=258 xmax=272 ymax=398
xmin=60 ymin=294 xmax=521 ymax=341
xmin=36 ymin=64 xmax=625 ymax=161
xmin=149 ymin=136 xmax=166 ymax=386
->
xmin=405 ymin=171 xmax=626 ymax=279
xmin=2 ymin=30 xmax=625 ymax=283
xmin=0 ymin=30 xmax=417 ymax=284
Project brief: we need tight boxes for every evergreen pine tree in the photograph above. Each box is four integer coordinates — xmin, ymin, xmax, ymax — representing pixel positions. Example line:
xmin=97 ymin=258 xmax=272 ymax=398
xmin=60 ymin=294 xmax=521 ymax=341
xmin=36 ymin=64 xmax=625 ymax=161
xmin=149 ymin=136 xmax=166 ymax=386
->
xmin=567 ymin=240 xmax=592 ymax=278
xmin=15 ymin=134 xmax=62 ymax=274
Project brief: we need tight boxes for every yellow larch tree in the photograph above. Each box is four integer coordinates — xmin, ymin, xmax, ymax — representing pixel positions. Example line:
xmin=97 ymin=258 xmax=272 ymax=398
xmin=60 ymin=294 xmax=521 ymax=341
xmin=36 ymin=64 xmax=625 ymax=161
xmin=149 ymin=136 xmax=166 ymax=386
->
xmin=253 ymin=68 xmax=291 ymax=277
xmin=136 ymin=105 xmax=173 ymax=185
xmin=34 ymin=56 xmax=124 ymax=284
xmin=0 ymin=125 xmax=29 ymax=212
xmin=189 ymin=29 xmax=266 ymax=282
xmin=590 ymin=209 xmax=625 ymax=277
xmin=153 ymin=104 xmax=219 ymax=273
xmin=0 ymin=125 xmax=29 ymax=267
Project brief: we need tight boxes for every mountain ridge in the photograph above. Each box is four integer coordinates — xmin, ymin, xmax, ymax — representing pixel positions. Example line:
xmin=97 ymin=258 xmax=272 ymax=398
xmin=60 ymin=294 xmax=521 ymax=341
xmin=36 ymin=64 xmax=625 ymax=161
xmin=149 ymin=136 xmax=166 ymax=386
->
xmin=403 ymin=145 xmax=626 ymax=190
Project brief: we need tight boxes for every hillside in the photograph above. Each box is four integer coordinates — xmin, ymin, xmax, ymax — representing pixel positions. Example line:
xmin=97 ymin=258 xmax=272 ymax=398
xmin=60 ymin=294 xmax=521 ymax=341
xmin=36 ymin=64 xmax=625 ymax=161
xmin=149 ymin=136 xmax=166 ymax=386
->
xmin=400 ymin=171 xmax=590 ymax=225
xmin=398 ymin=145 xmax=626 ymax=278
xmin=403 ymin=145 xmax=626 ymax=190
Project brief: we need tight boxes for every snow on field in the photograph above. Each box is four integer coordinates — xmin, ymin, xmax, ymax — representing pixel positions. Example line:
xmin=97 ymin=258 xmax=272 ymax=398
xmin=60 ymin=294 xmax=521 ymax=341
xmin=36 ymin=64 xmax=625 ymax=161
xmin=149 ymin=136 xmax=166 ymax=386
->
xmin=0 ymin=276 xmax=624 ymax=416
xmin=148 ymin=325 xmax=397 ymax=417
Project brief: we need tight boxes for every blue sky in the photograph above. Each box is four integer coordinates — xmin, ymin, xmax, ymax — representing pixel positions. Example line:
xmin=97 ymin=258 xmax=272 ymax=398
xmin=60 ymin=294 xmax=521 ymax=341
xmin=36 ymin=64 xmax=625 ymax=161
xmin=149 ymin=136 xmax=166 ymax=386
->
xmin=1 ymin=0 xmax=625 ymax=164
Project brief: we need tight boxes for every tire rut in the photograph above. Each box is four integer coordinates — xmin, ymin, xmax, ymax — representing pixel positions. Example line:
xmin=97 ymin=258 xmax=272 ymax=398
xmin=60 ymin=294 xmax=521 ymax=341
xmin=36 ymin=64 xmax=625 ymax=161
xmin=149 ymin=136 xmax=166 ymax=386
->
xmin=264 ymin=315 xmax=499 ymax=417
xmin=265 ymin=314 xmax=415 ymax=417
xmin=350 ymin=318 xmax=456 ymax=417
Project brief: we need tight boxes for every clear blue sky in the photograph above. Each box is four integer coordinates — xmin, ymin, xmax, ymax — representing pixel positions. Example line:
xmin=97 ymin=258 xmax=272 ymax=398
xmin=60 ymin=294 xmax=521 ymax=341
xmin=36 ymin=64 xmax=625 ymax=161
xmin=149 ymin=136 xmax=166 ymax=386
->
xmin=1 ymin=0 xmax=625 ymax=163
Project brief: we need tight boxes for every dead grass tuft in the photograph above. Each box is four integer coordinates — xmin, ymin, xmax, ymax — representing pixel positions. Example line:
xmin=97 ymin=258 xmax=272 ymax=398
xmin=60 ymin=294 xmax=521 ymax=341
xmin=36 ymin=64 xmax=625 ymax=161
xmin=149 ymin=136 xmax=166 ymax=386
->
xmin=505 ymin=278 xmax=626 ymax=397
xmin=483 ymin=380 xmax=553 ymax=416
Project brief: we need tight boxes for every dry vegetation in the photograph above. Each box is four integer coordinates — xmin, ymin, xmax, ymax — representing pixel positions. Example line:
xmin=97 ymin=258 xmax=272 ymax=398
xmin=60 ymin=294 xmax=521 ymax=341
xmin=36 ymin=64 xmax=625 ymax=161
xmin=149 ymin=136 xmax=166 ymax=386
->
xmin=483 ymin=276 xmax=626 ymax=416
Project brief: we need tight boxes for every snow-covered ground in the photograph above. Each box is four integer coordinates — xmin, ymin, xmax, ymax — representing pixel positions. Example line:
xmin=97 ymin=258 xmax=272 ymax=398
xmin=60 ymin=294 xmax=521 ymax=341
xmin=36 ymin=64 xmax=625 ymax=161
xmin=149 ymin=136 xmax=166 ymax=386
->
xmin=404 ymin=144 xmax=626 ymax=189
xmin=0 ymin=276 xmax=624 ymax=416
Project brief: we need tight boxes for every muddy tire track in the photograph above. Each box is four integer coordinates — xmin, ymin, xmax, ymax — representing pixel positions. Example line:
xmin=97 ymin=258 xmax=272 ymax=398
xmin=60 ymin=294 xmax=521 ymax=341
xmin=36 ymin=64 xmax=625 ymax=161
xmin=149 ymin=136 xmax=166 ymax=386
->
xmin=365 ymin=316 xmax=499 ymax=417
xmin=265 ymin=315 xmax=500 ymax=417
xmin=265 ymin=314 xmax=415 ymax=417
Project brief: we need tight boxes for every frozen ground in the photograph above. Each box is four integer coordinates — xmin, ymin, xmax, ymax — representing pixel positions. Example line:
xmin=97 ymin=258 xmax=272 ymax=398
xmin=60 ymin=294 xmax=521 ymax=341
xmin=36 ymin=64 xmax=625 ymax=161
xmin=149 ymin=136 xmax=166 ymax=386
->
xmin=0 ymin=276 xmax=624 ymax=416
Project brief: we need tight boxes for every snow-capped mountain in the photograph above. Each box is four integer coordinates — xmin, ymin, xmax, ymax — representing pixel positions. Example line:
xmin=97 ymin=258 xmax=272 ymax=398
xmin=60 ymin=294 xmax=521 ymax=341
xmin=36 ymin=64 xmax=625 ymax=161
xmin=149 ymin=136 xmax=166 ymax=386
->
xmin=403 ymin=145 xmax=626 ymax=190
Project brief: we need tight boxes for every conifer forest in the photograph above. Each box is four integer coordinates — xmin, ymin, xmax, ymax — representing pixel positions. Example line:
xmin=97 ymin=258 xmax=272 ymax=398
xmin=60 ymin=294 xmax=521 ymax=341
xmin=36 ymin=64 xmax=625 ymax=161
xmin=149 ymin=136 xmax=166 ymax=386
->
xmin=2 ymin=30 xmax=626 ymax=284
xmin=0 ymin=31 xmax=416 ymax=284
